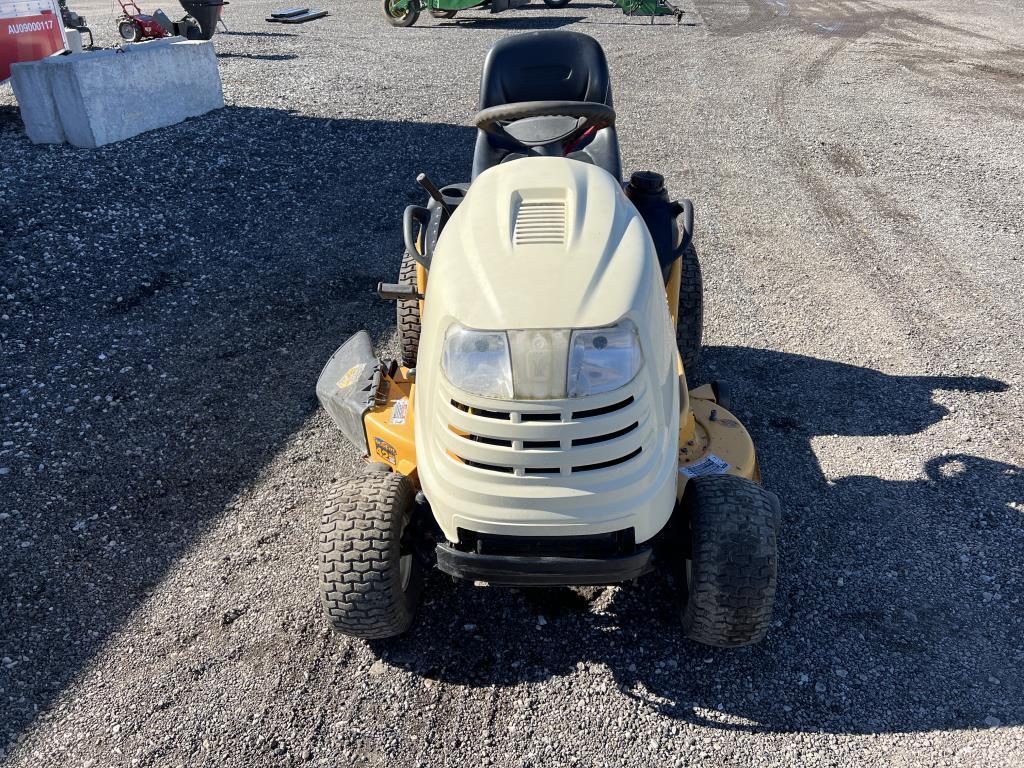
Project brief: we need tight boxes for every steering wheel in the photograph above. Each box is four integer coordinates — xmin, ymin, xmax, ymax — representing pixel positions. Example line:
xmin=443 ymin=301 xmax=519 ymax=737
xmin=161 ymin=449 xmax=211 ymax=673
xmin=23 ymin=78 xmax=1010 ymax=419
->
xmin=473 ymin=100 xmax=616 ymax=149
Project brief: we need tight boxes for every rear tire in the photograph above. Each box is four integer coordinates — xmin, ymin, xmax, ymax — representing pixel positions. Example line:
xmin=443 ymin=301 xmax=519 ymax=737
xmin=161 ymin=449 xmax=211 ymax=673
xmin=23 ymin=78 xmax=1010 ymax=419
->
xmin=676 ymin=243 xmax=703 ymax=382
xmin=319 ymin=472 xmax=423 ymax=639
xmin=680 ymin=474 xmax=779 ymax=647
xmin=397 ymin=250 xmax=421 ymax=368
xmin=384 ymin=0 xmax=420 ymax=26
xmin=118 ymin=21 xmax=141 ymax=42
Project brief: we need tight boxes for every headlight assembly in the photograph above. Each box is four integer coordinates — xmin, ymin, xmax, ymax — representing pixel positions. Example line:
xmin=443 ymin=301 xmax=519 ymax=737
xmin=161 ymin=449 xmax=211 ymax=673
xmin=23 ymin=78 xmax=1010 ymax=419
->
xmin=441 ymin=324 xmax=513 ymax=399
xmin=567 ymin=322 xmax=643 ymax=398
xmin=442 ymin=321 xmax=642 ymax=400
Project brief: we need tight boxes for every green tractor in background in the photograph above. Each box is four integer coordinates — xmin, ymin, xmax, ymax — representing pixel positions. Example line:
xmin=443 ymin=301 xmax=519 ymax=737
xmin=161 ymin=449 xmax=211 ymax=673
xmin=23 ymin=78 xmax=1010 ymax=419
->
xmin=383 ymin=0 xmax=684 ymax=27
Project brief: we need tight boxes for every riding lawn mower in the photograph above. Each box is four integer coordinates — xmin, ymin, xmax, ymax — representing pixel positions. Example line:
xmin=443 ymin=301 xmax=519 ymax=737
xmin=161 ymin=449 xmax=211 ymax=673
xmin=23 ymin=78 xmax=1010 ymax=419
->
xmin=316 ymin=31 xmax=780 ymax=647
xmin=383 ymin=0 xmax=685 ymax=27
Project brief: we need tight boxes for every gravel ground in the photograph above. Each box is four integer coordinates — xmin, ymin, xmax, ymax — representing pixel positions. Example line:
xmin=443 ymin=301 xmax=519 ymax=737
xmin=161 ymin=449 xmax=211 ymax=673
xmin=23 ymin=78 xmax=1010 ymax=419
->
xmin=2 ymin=0 xmax=1023 ymax=766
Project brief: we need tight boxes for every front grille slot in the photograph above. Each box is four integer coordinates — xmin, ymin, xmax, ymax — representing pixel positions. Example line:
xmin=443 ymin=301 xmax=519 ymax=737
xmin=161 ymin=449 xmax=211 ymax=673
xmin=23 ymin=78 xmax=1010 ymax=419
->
xmin=460 ymin=457 xmax=559 ymax=475
xmin=452 ymin=399 xmax=512 ymax=420
xmin=572 ymin=421 xmax=638 ymax=447
xmin=463 ymin=459 xmax=514 ymax=474
xmin=572 ymin=396 xmax=634 ymax=420
xmin=523 ymin=439 xmax=560 ymax=449
xmin=470 ymin=434 xmax=513 ymax=448
xmin=573 ymin=447 xmax=642 ymax=473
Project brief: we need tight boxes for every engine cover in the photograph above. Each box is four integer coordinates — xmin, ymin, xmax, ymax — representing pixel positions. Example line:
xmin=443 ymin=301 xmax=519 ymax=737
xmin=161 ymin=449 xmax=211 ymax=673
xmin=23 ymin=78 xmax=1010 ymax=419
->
xmin=415 ymin=157 xmax=680 ymax=544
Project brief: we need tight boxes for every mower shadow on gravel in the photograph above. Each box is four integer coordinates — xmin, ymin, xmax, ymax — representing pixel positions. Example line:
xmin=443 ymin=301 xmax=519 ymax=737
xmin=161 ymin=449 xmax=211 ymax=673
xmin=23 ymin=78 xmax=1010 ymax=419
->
xmin=374 ymin=349 xmax=1021 ymax=735
xmin=0 ymin=107 xmax=475 ymax=751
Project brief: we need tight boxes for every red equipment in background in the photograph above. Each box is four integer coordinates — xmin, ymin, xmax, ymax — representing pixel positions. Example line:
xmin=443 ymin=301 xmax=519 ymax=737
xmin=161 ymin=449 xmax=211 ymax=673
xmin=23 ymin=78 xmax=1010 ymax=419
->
xmin=115 ymin=0 xmax=226 ymax=42
xmin=115 ymin=0 xmax=171 ymax=42
xmin=0 ymin=0 xmax=68 ymax=82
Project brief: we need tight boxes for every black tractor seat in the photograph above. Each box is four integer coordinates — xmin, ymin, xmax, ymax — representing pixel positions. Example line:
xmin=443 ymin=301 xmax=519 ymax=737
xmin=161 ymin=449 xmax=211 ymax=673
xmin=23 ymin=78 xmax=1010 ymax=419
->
xmin=471 ymin=31 xmax=622 ymax=181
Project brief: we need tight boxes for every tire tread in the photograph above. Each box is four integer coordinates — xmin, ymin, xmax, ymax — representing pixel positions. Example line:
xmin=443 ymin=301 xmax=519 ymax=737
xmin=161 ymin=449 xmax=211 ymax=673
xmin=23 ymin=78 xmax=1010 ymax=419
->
xmin=677 ymin=243 xmax=703 ymax=381
xmin=318 ymin=472 xmax=419 ymax=639
xmin=681 ymin=474 xmax=779 ymax=647
xmin=397 ymin=251 xmax=420 ymax=368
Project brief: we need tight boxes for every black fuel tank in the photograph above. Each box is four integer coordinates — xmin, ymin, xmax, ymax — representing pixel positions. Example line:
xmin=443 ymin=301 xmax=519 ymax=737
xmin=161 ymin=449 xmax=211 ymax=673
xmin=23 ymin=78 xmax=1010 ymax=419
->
xmin=624 ymin=171 xmax=683 ymax=279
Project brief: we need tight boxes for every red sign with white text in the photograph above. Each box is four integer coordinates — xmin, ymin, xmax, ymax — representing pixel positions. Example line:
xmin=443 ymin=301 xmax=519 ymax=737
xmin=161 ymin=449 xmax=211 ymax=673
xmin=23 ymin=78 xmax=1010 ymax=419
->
xmin=1 ymin=1 xmax=67 ymax=82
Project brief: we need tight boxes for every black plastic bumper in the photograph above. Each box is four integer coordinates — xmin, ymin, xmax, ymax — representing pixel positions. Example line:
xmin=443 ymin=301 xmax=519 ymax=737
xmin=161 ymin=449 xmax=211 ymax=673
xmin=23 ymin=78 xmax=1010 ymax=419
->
xmin=435 ymin=543 xmax=654 ymax=587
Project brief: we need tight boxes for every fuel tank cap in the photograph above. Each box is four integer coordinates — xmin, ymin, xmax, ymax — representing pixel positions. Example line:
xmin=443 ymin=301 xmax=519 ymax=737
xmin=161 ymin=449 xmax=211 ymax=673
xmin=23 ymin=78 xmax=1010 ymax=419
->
xmin=628 ymin=171 xmax=665 ymax=194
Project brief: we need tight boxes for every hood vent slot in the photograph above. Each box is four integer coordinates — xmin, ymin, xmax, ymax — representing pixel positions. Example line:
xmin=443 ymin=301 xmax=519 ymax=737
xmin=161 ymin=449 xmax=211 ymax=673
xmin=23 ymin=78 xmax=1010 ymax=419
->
xmin=513 ymin=200 xmax=566 ymax=246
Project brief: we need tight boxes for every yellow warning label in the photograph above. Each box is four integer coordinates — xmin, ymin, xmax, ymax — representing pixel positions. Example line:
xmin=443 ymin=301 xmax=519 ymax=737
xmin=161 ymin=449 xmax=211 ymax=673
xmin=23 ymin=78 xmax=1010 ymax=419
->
xmin=336 ymin=363 xmax=364 ymax=391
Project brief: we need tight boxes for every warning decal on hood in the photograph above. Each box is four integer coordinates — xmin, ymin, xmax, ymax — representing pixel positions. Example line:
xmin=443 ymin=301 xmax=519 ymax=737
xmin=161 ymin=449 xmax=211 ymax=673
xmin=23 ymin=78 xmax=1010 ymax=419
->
xmin=679 ymin=454 xmax=731 ymax=478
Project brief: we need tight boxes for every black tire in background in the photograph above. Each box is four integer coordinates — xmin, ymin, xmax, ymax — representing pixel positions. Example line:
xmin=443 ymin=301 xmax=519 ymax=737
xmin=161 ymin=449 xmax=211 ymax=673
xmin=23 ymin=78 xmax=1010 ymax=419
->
xmin=542 ymin=0 xmax=572 ymax=6
xmin=679 ymin=473 xmax=779 ymax=647
xmin=397 ymin=250 xmax=421 ymax=368
xmin=430 ymin=8 xmax=457 ymax=17
xmin=384 ymin=0 xmax=420 ymax=26
xmin=676 ymin=242 xmax=703 ymax=382
xmin=318 ymin=471 xmax=423 ymax=639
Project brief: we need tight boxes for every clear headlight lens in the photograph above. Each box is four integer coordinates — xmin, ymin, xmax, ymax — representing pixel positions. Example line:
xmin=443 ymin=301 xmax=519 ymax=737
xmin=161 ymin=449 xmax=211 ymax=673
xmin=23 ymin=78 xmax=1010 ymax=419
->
xmin=441 ymin=324 xmax=513 ymax=399
xmin=567 ymin=322 xmax=643 ymax=398
xmin=443 ymin=321 xmax=642 ymax=400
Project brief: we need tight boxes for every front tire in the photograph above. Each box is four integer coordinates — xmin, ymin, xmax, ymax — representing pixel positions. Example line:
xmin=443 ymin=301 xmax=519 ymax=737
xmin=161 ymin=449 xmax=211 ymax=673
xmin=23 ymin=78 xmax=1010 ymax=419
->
xmin=384 ymin=0 xmax=420 ymax=26
xmin=676 ymin=243 xmax=703 ymax=382
xmin=319 ymin=471 xmax=423 ymax=639
xmin=679 ymin=474 xmax=779 ymax=647
xmin=397 ymin=250 xmax=421 ymax=368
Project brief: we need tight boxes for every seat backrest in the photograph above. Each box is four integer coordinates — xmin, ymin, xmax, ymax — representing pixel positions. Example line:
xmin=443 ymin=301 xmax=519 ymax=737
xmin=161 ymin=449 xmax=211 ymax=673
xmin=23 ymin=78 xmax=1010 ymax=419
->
xmin=478 ymin=31 xmax=613 ymax=109
xmin=472 ymin=32 xmax=621 ymax=181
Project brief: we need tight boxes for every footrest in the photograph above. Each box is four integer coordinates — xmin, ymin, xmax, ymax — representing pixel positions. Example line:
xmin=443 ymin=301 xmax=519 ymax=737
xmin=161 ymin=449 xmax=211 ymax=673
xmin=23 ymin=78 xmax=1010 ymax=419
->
xmin=377 ymin=282 xmax=423 ymax=301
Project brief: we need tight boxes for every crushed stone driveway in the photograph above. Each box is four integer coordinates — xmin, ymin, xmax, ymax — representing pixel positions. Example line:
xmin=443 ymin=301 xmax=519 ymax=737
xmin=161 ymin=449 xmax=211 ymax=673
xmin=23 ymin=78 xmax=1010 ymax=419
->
xmin=1 ymin=0 xmax=1022 ymax=765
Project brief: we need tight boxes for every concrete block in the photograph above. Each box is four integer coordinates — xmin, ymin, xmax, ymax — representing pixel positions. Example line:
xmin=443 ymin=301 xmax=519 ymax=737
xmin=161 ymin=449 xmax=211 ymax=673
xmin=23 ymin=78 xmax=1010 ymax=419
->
xmin=9 ymin=56 xmax=67 ymax=144
xmin=122 ymin=35 xmax=188 ymax=52
xmin=11 ymin=50 xmax=122 ymax=145
xmin=11 ymin=39 xmax=223 ymax=148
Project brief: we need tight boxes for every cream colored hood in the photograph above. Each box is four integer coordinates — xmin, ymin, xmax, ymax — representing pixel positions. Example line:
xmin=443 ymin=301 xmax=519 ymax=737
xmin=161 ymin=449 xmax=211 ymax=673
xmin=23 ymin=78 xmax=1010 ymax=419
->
xmin=414 ymin=156 xmax=679 ymax=544
xmin=425 ymin=157 xmax=656 ymax=331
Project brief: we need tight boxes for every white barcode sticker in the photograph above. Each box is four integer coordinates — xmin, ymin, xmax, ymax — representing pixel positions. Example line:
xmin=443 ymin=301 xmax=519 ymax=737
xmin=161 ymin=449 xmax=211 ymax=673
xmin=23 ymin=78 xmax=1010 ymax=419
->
xmin=679 ymin=454 xmax=731 ymax=478
xmin=391 ymin=398 xmax=409 ymax=425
